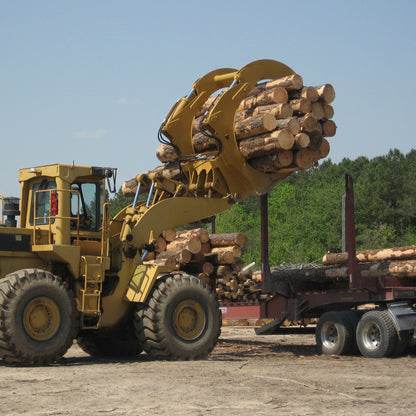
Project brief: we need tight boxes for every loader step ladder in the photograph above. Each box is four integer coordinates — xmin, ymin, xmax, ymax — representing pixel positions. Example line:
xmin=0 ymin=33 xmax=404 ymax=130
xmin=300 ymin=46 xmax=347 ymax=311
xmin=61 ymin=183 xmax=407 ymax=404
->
xmin=80 ymin=255 xmax=106 ymax=329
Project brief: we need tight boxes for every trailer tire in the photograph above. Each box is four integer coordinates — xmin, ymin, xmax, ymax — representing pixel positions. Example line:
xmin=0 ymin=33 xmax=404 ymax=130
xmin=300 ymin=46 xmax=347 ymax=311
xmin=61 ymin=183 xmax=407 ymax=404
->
xmin=0 ymin=268 xmax=79 ymax=365
xmin=135 ymin=273 xmax=221 ymax=360
xmin=316 ymin=311 xmax=357 ymax=355
xmin=356 ymin=310 xmax=398 ymax=358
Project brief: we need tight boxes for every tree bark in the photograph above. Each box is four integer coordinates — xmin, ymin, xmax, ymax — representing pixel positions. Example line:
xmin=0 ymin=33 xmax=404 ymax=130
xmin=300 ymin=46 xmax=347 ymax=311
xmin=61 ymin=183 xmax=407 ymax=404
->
xmin=249 ymin=150 xmax=294 ymax=172
xmin=156 ymin=144 xmax=179 ymax=163
xmin=323 ymin=245 xmax=416 ymax=265
xmin=252 ymin=103 xmax=293 ymax=119
xmin=274 ymin=117 xmax=300 ymax=135
xmin=239 ymin=86 xmax=288 ymax=110
xmin=209 ymin=232 xmax=248 ymax=247
xmin=289 ymin=86 xmax=319 ymax=103
xmin=290 ymin=98 xmax=311 ymax=115
xmin=239 ymin=129 xmax=295 ymax=159
xmin=176 ymin=228 xmax=210 ymax=243
xmin=234 ymin=113 xmax=278 ymax=139
xmin=156 ymin=249 xmax=192 ymax=264
xmin=166 ymin=236 xmax=202 ymax=254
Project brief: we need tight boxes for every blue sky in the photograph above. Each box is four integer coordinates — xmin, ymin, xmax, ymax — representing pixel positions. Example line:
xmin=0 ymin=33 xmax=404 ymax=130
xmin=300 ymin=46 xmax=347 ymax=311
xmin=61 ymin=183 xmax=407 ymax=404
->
xmin=1 ymin=0 xmax=415 ymax=197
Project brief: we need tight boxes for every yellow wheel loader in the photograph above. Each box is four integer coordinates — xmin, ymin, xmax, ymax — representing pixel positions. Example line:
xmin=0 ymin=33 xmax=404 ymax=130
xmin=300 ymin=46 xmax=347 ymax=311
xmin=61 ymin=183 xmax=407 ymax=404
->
xmin=0 ymin=59 xmax=297 ymax=364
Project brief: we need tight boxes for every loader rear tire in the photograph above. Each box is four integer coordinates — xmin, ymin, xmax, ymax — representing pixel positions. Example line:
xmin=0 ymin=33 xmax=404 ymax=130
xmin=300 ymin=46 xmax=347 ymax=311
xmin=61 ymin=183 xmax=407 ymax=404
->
xmin=135 ymin=273 xmax=221 ymax=360
xmin=77 ymin=319 xmax=143 ymax=358
xmin=0 ymin=268 xmax=79 ymax=365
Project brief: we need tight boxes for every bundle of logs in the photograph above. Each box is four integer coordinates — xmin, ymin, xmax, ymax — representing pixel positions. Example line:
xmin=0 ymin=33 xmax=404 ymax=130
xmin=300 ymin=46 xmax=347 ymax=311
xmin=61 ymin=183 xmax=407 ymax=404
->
xmin=142 ymin=228 xmax=263 ymax=303
xmin=155 ymin=73 xmax=336 ymax=175
xmin=268 ymin=245 xmax=416 ymax=282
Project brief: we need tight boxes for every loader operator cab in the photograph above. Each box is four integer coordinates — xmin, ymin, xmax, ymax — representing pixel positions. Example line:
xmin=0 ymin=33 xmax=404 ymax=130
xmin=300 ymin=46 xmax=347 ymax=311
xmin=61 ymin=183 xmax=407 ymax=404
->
xmin=19 ymin=164 xmax=115 ymax=250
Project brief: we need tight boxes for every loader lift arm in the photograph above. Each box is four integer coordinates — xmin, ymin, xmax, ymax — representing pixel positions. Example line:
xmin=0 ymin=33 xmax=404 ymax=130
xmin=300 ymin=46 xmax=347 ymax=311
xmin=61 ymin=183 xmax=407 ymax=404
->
xmin=118 ymin=60 xmax=296 ymax=254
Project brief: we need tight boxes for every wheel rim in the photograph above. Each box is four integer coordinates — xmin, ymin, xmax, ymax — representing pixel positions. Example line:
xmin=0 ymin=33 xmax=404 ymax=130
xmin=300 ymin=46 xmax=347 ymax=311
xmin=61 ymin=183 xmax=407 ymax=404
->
xmin=23 ymin=297 xmax=61 ymax=341
xmin=173 ymin=300 xmax=206 ymax=341
xmin=321 ymin=321 xmax=338 ymax=348
xmin=361 ymin=321 xmax=381 ymax=350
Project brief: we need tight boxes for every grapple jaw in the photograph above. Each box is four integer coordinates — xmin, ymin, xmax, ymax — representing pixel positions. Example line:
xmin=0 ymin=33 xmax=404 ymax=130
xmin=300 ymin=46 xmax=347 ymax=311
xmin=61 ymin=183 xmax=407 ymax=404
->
xmin=161 ymin=59 xmax=296 ymax=201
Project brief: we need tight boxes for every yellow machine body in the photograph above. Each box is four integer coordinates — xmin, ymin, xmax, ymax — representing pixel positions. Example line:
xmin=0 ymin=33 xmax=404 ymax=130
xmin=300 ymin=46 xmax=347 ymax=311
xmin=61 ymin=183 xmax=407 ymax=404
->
xmin=1 ymin=59 xmax=297 ymax=331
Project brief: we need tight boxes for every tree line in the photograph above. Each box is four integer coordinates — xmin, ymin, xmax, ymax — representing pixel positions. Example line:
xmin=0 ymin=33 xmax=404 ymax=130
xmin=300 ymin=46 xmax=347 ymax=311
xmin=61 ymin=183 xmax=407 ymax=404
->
xmin=110 ymin=148 xmax=416 ymax=267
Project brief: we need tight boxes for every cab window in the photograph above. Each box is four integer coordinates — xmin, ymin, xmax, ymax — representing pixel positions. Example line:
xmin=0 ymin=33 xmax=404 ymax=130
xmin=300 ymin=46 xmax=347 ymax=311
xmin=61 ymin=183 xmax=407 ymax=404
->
xmin=30 ymin=180 xmax=57 ymax=225
xmin=71 ymin=182 xmax=103 ymax=231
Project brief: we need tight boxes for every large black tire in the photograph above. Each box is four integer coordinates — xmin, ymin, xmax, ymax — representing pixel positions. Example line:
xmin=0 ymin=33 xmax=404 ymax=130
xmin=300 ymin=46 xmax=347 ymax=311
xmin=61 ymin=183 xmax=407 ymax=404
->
xmin=135 ymin=273 xmax=222 ymax=360
xmin=77 ymin=319 xmax=143 ymax=358
xmin=356 ymin=310 xmax=398 ymax=358
xmin=0 ymin=268 xmax=79 ymax=365
xmin=316 ymin=310 xmax=358 ymax=355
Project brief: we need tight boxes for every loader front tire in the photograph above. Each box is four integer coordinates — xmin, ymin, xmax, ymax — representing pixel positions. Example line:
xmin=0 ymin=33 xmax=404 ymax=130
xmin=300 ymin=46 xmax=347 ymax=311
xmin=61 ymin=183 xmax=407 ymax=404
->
xmin=135 ymin=273 xmax=221 ymax=360
xmin=0 ymin=269 xmax=79 ymax=365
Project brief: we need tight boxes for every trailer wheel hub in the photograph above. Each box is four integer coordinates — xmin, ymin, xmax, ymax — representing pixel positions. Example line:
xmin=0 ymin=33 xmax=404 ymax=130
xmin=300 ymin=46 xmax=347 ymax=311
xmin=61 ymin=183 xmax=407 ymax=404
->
xmin=24 ymin=297 xmax=61 ymax=341
xmin=361 ymin=322 xmax=381 ymax=350
xmin=173 ymin=300 xmax=206 ymax=341
xmin=321 ymin=321 xmax=338 ymax=347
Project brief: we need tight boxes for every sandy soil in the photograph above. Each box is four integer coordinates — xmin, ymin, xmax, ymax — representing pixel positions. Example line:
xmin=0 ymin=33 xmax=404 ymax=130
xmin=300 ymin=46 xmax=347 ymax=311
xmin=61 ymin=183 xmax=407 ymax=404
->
xmin=1 ymin=326 xmax=416 ymax=416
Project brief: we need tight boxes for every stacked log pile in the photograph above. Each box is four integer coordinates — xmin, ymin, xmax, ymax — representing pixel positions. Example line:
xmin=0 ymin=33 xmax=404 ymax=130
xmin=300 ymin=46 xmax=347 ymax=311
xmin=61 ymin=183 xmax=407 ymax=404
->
xmin=321 ymin=245 xmax=416 ymax=279
xmin=268 ymin=245 xmax=416 ymax=283
xmin=142 ymin=229 xmax=263 ymax=302
xmin=156 ymin=73 xmax=336 ymax=175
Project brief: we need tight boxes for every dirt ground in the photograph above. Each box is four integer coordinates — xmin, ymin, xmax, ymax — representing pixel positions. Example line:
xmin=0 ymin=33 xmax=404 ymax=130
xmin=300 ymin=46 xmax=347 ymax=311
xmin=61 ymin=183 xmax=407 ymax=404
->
xmin=1 ymin=326 xmax=416 ymax=416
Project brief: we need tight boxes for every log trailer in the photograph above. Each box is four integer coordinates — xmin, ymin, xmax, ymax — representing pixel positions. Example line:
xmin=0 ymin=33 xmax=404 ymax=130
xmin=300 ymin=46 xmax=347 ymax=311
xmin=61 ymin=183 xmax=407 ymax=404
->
xmin=247 ymin=174 xmax=416 ymax=358
xmin=0 ymin=59 xmax=302 ymax=365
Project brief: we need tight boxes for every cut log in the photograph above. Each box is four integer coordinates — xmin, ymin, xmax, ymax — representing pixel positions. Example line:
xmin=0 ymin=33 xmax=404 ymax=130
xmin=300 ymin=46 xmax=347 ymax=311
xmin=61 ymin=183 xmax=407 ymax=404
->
xmin=252 ymin=74 xmax=303 ymax=92
xmin=239 ymin=129 xmax=295 ymax=159
xmin=274 ymin=118 xmax=301 ymax=135
xmin=323 ymin=245 xmax=416 ymax=265
xmin=216 ymin=265 xmax=234 ymax=278
xmin=205 ymin=250 xmax=234 ymax=265
xmin=315 ymin=84 xmax=336 ymax=103
xmin=294 ymin=149 xmax=315 ymax=170
xmin=209 ymin=232 xmax=248 ymax=247
xmin=249 ymin=150 xmax=294 ymax=172
xmin=166 ymin=236 xmax=202 ymax=254
xmin=200 ymin=242 xmax=212 ymax=254
xmin=252 ymin=103 xmax=293 ymax=119
xmin=156 ymin=144 xmax=179 ymax=163
xmin=121 ymin=177 xmax=139 ymax=198
xmin=322 ymin=103 xmax=334 ymax=119
xmin=234 ymin=114 xmax=278 ymax=140
xmin=155 ymin=236 xmax=167 ymax=253
xmin=311 ymin=102 xmax=325 ymax=120
xmin=298 ymin=114 xmax=319 ymax=133
xmin=290 ymin=98 xmax=311 ymax=115
xmin=290 ymin=86 xmax=319 ymax=103
xmin=156 ymin=249 xmax=192 ymax=264
xmin=294 ymin=132 xmax=310 ymax=148
xmin=239 ymin=86 xmax=288 ymax=110
xmin=176 ymin=228 xmax=210 ymax=243
xmin=211 ymin=245 xmax=242 ymax=258
xmin=321 ymin=119 xmax=337 ymax=137
xmin=162 ymin=229 xmax=177 ymax=242
xmin=193 ymin=132 xmax=218 ymax=153
xmin=144 ymin=257 xmax=177 ymax=268
xmin=317 ymin=138 xmax=330 ymax=159
xmin=183 ymin=261 xmax=214 ymax=275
